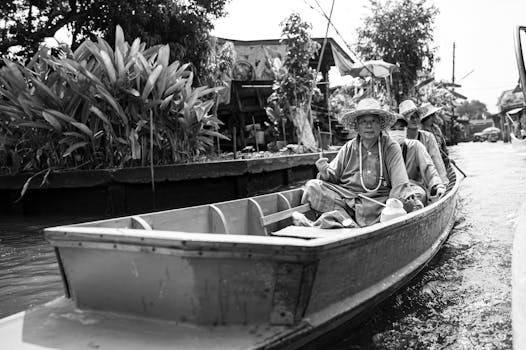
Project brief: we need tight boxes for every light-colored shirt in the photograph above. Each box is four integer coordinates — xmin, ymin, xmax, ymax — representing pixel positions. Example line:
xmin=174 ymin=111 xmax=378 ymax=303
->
xmin=403 ymin=139 xmax=443 ymax=190
xmin=415 ymin=130 xmax=449 ymax=184
xmin=319 ymin=133 xmax=412 ymax=226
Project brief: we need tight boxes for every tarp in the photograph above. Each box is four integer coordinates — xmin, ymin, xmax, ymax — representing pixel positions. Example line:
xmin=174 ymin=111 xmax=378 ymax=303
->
xmin=507 ymin=106 xmax=524 ymax=115
xmin=331 ymin=44 xmax=355 ymax=76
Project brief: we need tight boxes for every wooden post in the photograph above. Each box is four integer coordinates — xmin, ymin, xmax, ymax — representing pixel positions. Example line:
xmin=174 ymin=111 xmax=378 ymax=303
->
xmin=282 ymin=118 xmax=287 ymax=143
xmin=252 ymin=115 xmax=259 ymax=152
xmin=233 ymin=126 xmax=237 ymax=159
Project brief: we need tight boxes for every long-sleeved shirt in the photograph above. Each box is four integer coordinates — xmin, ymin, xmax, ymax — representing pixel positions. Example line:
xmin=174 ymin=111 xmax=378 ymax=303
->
xmin=318 ymin=133 xmax=412 ymax=226
xmin=415 ymin=130 xmax=449 ymax=184
xmin=423 ymin=124 xmax=450 ymax=166
xmin=403 ymin=139 xmax=443 ymax=190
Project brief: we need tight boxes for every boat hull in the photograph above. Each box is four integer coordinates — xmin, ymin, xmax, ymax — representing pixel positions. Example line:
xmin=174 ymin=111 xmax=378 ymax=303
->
xmin=0 ymin=170 xmax=460 ymax=349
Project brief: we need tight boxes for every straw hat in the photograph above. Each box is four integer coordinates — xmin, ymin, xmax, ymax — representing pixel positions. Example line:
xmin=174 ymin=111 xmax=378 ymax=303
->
xmin=340 ymin=98 xmax=396 ymax=130
xmin=398 ymin=100 xmax=419 ymax=117
xmin=419 ymin=103 xmax=443 ymax=121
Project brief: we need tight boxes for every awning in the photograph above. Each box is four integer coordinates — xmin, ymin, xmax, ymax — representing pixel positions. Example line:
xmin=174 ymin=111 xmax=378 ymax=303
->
xmin=330 ymin=42 xmax=355 ymax=76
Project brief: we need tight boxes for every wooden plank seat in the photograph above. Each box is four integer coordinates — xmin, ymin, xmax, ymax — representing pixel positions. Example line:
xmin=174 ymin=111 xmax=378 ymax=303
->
xmin=270 ymin=225 xmax=359 ymax=239
xmin=259 ymin=203 xmax=311 ymax=228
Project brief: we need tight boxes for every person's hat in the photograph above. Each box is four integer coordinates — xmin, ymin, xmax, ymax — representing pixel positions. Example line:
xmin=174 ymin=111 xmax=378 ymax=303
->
xmin=340 ymin=98 xmax=396 ymax=130
xmin=392 ymin=113 xmax=408 ymax=126
xmin=419 ymin=103 xmax=443 ymax=122
xmin=398 ymin=100 xmax=419 ymax=117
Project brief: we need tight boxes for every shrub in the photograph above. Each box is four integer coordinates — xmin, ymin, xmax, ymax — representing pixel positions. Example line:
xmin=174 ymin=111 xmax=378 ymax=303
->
xmin=0 ymin=25 xmax=226 ymax=175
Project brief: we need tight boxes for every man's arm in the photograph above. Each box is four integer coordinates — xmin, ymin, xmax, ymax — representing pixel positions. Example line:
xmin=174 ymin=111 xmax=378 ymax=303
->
xmin=414 ymin=141 xmax=443 ymax=189
xmin=423 ymin=133 xmax=449 ymax=184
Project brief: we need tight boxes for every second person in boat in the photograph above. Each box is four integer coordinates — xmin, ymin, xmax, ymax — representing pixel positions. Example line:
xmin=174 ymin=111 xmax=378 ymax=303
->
xmin=293 ymin=98 xmax=422 ymax=229
xmin=399 ymin=99 xmax=449 ymax=184
xmin=388 ymin=113 xmax=446 ymax=205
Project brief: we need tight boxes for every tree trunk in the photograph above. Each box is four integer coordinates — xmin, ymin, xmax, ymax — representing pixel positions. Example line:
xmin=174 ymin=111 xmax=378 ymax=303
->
xmin=289 ymin=103 xmax=317 ymax=151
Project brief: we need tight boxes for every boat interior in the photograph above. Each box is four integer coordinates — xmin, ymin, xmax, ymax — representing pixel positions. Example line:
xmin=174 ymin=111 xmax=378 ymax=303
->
xmin=69 ymin=167 xmax=457 ymax=240
xmin=73 ymin=188 xmax=326 ymax=238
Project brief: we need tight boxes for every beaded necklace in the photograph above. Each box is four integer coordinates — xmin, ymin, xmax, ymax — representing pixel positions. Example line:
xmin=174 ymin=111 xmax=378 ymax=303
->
xmin=358 ymin=136 xmax=383 ymax=192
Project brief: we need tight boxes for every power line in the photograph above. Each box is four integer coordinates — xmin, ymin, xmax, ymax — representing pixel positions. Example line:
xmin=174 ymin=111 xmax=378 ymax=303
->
xmin=302 ymin=0 xmax=374 ymax=76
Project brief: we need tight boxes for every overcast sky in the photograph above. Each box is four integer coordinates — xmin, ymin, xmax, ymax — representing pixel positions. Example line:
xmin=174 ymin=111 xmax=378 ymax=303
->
xmin=212 ymin=0 xmax=526 ymax=113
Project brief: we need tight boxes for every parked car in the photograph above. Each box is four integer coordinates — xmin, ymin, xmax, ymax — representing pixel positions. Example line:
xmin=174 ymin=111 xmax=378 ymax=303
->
xmin=473 ymin=132 xmax=487 ymax=142
xmin=487 ymin=132 xmax=499 ymax=142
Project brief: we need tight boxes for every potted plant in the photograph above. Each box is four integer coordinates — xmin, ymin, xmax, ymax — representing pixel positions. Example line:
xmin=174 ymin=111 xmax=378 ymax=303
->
xmin=267 ymin=13 xmax=320 ymax=152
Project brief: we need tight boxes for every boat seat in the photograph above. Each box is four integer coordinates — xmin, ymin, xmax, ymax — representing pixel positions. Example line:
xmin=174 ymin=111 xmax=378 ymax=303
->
xmin=131 ymin=216 xmax=153 ymax=230
xmin=270 ymin=225 xmax=357 ymax=239
xmin=259 ymin=203 xmax=311 ymax=228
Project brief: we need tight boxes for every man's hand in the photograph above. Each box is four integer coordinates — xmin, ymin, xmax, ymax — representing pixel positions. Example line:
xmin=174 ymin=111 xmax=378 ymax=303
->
xmin=315 ymin=157 xmax=335 ymax=177
xmin=430 ymin=184 xmax=446 ymax=198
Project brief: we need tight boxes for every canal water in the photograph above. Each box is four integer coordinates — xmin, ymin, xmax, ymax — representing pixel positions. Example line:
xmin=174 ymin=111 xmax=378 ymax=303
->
xmin=0 ymin=141 xmax=522 ymax=349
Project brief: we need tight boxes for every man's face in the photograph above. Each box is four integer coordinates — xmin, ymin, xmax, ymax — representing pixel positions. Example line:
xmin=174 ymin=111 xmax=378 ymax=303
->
xmin=356 ymin=114 xmax=382 ymax=141
xmin=406 ymin=111 xmax=420 ymax=130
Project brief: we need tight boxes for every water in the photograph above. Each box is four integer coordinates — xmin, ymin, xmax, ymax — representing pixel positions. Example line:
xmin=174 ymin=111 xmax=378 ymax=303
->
xmin=0 ymin=142 xmax=522 ymax=349
xmin=330 ymin=142 xmax=523 ymax=349
xmin=0 ymin=219 xmax=63 ymax=317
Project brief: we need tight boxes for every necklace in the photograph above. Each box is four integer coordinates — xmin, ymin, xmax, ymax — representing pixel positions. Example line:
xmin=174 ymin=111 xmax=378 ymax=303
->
xmin=359 ymin=136 xmax=383 ymax=192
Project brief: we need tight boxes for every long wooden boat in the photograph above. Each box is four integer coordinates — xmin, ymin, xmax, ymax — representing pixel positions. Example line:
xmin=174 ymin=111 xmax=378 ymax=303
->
xmin=0 ymin=169 xmax=460 ymax=350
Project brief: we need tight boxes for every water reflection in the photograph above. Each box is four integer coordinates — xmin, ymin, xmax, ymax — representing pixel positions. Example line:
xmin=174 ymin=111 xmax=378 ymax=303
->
xmin=0 ymin=219 xmax=67 ymax=317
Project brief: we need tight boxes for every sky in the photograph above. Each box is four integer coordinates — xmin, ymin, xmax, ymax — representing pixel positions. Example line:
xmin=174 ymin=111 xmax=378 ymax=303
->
xmin=211 ymin=0 xmax=526 ymax=113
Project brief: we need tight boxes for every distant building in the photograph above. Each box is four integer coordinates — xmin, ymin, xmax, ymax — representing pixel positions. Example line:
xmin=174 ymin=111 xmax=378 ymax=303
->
xmin=213 ymin=37 xmax=355 ymax=149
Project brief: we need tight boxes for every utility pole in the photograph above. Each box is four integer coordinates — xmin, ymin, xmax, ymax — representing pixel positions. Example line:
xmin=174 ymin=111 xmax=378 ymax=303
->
xmin=452 ymin=42 xmax=456 ymax=88
xmin=450 ymin=42 xmax=456 ymax=144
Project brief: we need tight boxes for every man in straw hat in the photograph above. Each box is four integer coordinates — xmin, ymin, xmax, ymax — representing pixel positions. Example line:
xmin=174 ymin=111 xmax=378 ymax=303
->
xmin=420 ymin=102 xmax=449 ymax=166
xmin=292 ymin=98 xmax=422 ymax=229
xmin=399 ymin=99 xmax=449 ymax=184
xmin=388 ymin=113 xmax=446 ymax=204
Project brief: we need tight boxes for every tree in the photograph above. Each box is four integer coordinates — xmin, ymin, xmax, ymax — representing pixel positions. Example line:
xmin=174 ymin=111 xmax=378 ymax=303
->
xmin=456 ymin=100 xmax=488 ymax=120
xmin=356 ymin=0 xmax=438 ymax=102
xmin=267 ymin=13 xmax=320 ymax=151
xmin=0 ymin=0 xmax=229 ymax=81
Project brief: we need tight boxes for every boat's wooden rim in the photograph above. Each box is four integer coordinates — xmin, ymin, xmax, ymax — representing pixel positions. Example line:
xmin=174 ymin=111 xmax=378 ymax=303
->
xmin=45 ymin=169 xmax=460 ymax=256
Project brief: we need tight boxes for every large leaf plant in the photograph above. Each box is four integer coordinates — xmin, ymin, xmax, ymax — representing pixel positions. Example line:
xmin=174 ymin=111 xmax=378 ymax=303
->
xmin=0 ymin=25 xmax=226 ymax=177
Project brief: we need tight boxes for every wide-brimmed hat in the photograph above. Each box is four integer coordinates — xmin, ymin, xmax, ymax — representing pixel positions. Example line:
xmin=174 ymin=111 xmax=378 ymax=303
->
xmin=340 ymin=98 xmax=396 ymax=130
xmin=399 ymin=100 xmax=419 ymax=117
xmin=419 ymin=103 xmax=443 ymax=121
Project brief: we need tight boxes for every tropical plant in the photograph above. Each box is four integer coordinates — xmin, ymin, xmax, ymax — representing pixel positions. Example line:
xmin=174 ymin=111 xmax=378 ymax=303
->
xmin=267 ymin=13 xmax=320 ymax=151
xmin=356 ymin=0 xmax=439 ymax=103
xmin=0 ymin=25 xmax=226 ymax=176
